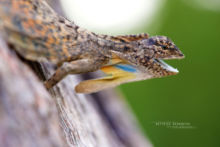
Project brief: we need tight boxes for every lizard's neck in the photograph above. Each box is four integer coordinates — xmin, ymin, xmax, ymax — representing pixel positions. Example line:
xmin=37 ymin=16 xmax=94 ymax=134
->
xmin=89 ymin=32 xmax=131 ymax=53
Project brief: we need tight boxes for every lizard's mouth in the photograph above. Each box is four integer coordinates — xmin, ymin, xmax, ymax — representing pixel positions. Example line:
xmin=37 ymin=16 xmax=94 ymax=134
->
xmin=153 ymin=52 xmax=184 ymax=74
xmin=155 ymin=59 xmax=179 ymax=73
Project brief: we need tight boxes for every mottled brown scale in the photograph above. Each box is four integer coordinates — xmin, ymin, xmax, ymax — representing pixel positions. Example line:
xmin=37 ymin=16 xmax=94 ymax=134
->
xmin=110 ymin=33 xmax=149 ymax=43
xmin=0 ymin=0 xmax=184 ymax=93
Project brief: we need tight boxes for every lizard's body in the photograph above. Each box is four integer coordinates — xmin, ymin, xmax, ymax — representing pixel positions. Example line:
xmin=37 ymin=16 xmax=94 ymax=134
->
xmin=0 ymin=0 xmax=184 ymax=93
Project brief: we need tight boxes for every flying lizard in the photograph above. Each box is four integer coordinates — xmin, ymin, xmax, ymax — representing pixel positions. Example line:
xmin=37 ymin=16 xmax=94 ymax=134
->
xmin=0 ymin=0 xmax=184 ymax=94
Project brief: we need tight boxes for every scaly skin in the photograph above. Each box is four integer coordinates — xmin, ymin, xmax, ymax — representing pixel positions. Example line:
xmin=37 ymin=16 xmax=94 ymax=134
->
xmin=0 ymin=0 xmax=184 ymax=93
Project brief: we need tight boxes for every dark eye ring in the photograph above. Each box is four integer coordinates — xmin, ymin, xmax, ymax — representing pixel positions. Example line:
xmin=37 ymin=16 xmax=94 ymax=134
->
xmin=161 ymin=45 xmax=168 ymax=49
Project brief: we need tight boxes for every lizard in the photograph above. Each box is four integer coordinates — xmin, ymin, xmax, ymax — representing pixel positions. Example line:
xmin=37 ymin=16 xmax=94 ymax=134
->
xmin=0 ymin=0 xmax=184 ymax=94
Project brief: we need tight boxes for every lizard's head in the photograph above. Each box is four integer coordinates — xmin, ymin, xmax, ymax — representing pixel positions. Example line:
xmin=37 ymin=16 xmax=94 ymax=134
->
xmin=111 ymin=36 xmax=185 ymax=78
xmin=140 ymin=36 xmax=184 ymax=59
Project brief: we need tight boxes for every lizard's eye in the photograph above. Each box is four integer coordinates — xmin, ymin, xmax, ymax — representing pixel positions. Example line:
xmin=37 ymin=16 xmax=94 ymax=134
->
xmin=144 ymin=38 xmax=156 ymax=46
xmin=161 ymin=45 xmax=168 ymax=49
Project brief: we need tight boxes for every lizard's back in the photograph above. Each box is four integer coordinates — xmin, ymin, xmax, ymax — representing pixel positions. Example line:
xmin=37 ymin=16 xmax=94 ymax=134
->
xmin=0 ymin=0 xmax=83 ymax=64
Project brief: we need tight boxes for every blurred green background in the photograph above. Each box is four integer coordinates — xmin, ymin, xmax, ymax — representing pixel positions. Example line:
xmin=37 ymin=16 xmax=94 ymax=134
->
xmin=119 ymin=0 xmax=220 ymax=146
xmin=63 ymin=0 xmax=220 ymax=146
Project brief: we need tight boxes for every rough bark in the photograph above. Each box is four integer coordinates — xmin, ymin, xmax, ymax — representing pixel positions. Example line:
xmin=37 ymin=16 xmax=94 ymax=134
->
xmin=0 ymin=1 xmax=152 ymax=147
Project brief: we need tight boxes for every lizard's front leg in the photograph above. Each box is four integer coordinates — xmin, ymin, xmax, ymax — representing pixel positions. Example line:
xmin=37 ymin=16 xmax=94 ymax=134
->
xmin=44 ymin=59 xmax=100 ymax=89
